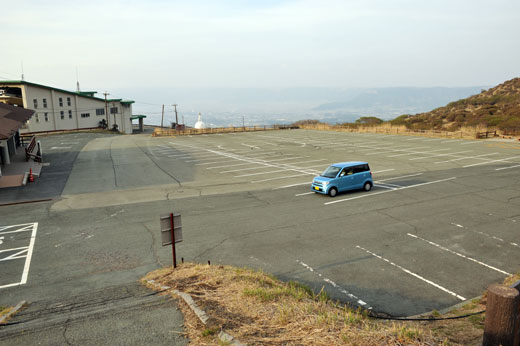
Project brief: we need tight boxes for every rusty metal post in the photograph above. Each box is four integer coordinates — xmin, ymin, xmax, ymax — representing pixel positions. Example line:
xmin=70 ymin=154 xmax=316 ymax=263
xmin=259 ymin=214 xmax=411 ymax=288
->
xmin=483 ymin=284 xmax=519 ymax=346
xmin=170 ymin=213 xmax=177 ymax=268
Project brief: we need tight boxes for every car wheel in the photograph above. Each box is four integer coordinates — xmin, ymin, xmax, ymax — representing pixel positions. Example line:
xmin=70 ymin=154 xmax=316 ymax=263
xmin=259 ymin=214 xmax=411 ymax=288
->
xmin=363 ymin=182 xmax=372 ymax=191
xmin=328 ymin=187 xmax=337 ymax=197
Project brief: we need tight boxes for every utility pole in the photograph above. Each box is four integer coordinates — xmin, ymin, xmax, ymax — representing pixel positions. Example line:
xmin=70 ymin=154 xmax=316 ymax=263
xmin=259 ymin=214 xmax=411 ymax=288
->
xmin=173 ymin=104 xmax=178 ymax=128
xmin=103 ymin=92 xmax=109 ymax=128
xmin=161 ymin=104 xmax=165 ymax=128
xmin=242 ymin=115 xmax=245 ymax=130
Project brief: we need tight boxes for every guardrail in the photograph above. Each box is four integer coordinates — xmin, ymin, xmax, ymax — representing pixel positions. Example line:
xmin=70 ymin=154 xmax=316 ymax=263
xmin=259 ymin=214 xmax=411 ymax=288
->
xmin=152 ymin=124 xmax=298 ymax=137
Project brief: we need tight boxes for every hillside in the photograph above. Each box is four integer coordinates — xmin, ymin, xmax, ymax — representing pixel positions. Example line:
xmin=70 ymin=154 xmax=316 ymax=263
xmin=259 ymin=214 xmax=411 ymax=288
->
xmin=392 ymin=78 xmax=520 ymax=132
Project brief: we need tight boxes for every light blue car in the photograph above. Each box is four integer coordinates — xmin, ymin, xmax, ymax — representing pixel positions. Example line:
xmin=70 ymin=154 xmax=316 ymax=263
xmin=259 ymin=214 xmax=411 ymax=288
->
xmin=311 ymin=161 xmax=373 ymax=197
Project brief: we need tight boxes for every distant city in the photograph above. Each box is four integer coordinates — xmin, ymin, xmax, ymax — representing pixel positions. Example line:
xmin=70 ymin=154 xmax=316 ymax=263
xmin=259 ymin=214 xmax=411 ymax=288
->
xmin=112 ymin=86 xmax=486 ymax=127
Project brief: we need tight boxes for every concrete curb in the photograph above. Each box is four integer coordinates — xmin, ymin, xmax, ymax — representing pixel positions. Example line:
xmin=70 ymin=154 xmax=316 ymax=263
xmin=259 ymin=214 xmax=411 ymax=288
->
xmin=145 ymin=279 xmax=246 ymax=345
xmin=0 ymin=300 xmax=26 ymax=324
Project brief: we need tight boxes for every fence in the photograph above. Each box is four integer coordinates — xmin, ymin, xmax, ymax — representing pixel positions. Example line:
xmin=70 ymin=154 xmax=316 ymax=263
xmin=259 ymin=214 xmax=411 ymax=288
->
xmin=297 ymin=123 xmax=496 ymax=140
xmin=152 ymin=124 xmax=298 ymax=137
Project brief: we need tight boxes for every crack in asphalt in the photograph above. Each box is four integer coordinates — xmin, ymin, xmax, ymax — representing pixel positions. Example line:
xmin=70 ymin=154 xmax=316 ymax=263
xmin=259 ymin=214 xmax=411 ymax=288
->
xmin=62 ymin=318 xmax=73 ymax=346
xmin=109 ymin=138 xmax=119 ymax=188
xmin=143 ymin=223 xmax=163 ymax=267
xmin=135 ymin=142 xmax=183 ymax=187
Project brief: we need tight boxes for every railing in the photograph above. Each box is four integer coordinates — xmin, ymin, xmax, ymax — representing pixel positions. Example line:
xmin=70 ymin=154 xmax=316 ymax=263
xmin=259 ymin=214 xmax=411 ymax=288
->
xmin=152 ymin=124 xmax=298 ymax=137
xmin=297 ymin=124 xmax=511 ymax=140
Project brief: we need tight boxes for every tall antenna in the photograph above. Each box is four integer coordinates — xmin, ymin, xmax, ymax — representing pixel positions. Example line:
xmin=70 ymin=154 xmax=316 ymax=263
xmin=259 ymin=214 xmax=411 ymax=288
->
xmin=21 ymin=60 xmax=24 ymax=81
xmin=76 ymin=67 xmax=80 ymax=91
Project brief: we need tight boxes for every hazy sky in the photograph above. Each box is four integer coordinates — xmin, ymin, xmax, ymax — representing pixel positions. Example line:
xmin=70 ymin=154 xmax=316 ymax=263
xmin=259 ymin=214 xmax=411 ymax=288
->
xmin=2 ymin=0 xmax=519 ymax=90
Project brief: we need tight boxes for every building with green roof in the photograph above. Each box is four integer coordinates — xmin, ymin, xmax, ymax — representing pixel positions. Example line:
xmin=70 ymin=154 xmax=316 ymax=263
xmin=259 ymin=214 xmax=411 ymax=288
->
xmin=0 ymin=81 xmax=135 ymax=134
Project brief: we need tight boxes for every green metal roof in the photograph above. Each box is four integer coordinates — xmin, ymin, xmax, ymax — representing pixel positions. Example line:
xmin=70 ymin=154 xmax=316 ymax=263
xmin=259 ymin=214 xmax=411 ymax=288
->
xmin=131 ymin=115 xmax=147 ymax=120
xmin=0 ymin=80 xmax=134 ymax=105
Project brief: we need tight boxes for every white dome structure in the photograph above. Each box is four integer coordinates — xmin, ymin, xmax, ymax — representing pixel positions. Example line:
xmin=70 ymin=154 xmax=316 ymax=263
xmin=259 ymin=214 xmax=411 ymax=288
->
xmin=194 ymin=112 xmax=205 ymax=129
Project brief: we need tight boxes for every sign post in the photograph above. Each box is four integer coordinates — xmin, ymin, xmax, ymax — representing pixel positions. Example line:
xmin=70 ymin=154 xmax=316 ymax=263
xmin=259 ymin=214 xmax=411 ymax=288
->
xmin=160 ymin=213 xmax=182 ymax=268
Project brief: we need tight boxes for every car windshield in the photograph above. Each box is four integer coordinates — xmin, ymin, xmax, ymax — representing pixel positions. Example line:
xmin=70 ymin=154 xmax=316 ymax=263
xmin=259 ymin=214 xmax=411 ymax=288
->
xmin=321 ymin=165 xmax=341 ymax=178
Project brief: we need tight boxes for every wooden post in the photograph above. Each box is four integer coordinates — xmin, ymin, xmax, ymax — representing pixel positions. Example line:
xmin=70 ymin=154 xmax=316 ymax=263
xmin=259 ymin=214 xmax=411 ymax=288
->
xmin=483 ymin=284 xmax=519 ymax=346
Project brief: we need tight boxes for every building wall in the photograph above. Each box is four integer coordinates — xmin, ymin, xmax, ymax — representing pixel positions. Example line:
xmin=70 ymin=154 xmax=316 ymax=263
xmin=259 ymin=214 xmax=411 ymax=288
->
xmin=14 ymin=83 xmax=133 ymax=134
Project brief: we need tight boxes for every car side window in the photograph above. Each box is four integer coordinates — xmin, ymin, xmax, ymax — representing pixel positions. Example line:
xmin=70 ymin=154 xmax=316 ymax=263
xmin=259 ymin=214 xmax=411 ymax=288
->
xmin=353 ymin=165 xmax=368 ymax=174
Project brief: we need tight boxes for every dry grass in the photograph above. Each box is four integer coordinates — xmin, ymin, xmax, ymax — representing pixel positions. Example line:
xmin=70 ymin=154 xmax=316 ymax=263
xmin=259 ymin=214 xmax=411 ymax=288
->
xmin=143 ymin=263 xmax=448 ymax=345
xmin=0 ymin=306 xmax=12 ymax=324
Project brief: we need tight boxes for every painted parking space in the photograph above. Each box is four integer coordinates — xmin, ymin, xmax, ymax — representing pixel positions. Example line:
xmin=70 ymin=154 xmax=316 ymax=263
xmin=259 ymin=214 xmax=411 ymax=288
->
xmin=0 ymin=223 xmax=38 ymax=289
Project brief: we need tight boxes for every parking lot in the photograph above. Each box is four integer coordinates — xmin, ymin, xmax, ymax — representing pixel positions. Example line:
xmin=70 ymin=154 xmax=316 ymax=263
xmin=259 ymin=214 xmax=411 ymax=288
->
xmin=1 ymin=129 xmax=519 ymax=318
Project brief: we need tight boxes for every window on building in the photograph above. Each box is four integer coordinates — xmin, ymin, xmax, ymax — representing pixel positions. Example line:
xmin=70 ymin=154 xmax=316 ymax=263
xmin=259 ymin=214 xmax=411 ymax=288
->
xmin=110 ymin=107 xmax=118 ymax=114
xmin=33 ymin=99 xmax=38 ymax=108
xmin=44 ymin=113 xmax=49 ymax=122
xmin=60 ymin=111 xmax=64 ymax=119
xmin=67 ymin=97 xmax=71 ymax=106
xmin=36 ymin=114 xmax=40 ymax=122
xmin=96 ymin=108 xmax=105 ymax=116
xmin=59 ymin=97 xmax=63 ymax=107
xmin=81 ymin=113 xmax=90 ymax=118
xmin=43 ymin=98 xmax=48 ymax=108
xmin=68 ymin=110 xmax=72 ymax=119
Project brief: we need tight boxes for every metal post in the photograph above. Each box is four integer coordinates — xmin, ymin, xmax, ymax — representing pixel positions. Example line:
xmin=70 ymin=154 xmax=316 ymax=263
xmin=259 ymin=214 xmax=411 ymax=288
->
xmin=170 ymin=213 xmax=177 ymax=268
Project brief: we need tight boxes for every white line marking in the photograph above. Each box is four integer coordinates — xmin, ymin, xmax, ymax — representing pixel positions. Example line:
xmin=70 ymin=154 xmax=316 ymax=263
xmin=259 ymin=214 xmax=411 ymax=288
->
xmin=407 ymin=233 xmax=511 ymax=276
xmin=450 ymin=223 xmax=464 ymax=228
xmin=463 ymin=155 xmax=520 ymax=168
xmin=273 ymin=182 xmax=312 ymax=189
xmin=297 ymin=260 xmax=371 ymax=308
xmin=20 ymin=223 xmax=38 ymax=285
xmin=374 ymin=184 xmax=398 ymax=190
xmin=0 ymin=248 xmax=28 ymax=262
xmin=388 ymin=148 xmax=450 ymax=158
xmin=460 ymin=141 xmax=481 ymax=145
xmin=409 ymin=150 xmax=473 ymax=161
xmin=252 ymin=174 xmax=311 ymax=183
xmin=325 ymin=177 xmax=456 ymax=205
xmin=0 ymin=246 xmax=29 ymax=254
xmin=496 ymin=164 xmax=520 ymax=171
xmin=241 ymin=143 xmax=260 ymax=149
xmin=441 ymin=139 xmax=464 ymax=143
xmin=434 ymin=153 xmax=498 ymax=164
xmin=375 ymin=173 xmax=423 ymax=182
xmin=356 ymin=245 xmax=466 ymax=301
xmin=295 ymin=192 xmax=315 ymax=196
xmin=372 ymin=169 xmax=395 ymax=174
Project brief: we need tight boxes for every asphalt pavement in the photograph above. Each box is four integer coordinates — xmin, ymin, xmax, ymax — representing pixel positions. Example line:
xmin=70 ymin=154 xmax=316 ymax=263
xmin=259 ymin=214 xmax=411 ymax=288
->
xmin=1 ymin=129 xmax=519 ymax=343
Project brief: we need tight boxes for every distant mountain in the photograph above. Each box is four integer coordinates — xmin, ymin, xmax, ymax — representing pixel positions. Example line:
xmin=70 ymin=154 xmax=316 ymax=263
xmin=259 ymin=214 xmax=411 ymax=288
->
xmin=113 ymin=86 xmax=486 ymax=126
xmin=392 ymin=78 xmax=520 ymax=131
xmin=312 ymin=87 xmax=485 ymax=115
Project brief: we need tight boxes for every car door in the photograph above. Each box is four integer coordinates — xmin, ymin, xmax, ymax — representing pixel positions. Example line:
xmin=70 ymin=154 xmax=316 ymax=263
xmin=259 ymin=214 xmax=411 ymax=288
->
xmin=352 ymin=165 xmax=365 ymax=188
xmin=337 ymin=167 xmax=354 ymax=191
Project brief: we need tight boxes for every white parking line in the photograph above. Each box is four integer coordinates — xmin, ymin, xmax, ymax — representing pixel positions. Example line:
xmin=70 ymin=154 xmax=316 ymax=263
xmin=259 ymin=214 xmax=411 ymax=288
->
xmin=388 ymin=148 xmax=450 ymax=158
xmin=375 ymin=173 xmax=423 ymax=182
xmin=463 ymin=155 xmax=520 ymax=168
xmin=296 ymin=192 xmax=315 ymax=196
xmin=273 ymin=182 xmax=312 ymax=189
xmin=356 ymin=245 xmax=466 ymax=301
xmin=296 ymin=260 xmax=371 ymax=308
xmin=252 ymin=173 xmax=311 ymax=183
xmin=372 ymin=169 xmax=395 ymax=174
xmin=434 ymin=152 xmax=498 ymax=164
xmin=0 ymin=222 xmax=38 ymax=289
xmin=441 ymin=139 xmax=464 ymax=143
xmin=407 ymin=233 xmax=511 ymax=276
xmin=496 ymin=164 xmax=520 ymax=171
xmin=460 ymin=141 xmax=481 ymax=145
xmin=408 ymin=150 xmax=473 ymax=161
xmin=325 ymin=177 xmax=456 ymax=205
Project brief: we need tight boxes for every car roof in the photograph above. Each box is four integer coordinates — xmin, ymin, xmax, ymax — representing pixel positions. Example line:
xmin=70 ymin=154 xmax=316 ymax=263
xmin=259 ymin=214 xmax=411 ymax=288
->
xmin=331 ymin=161 xmax=368 ymax=168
